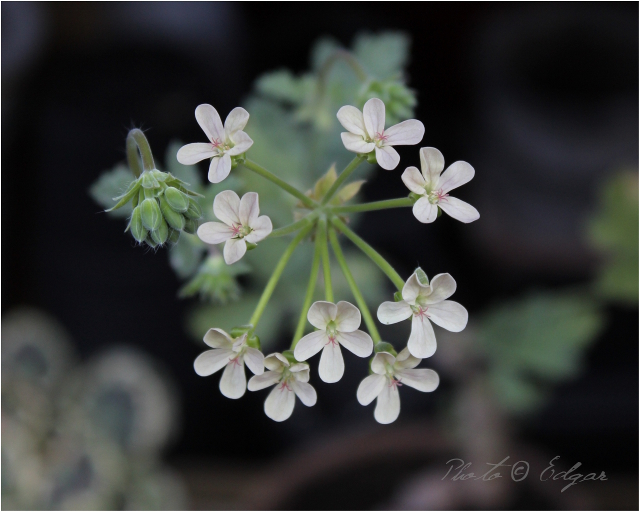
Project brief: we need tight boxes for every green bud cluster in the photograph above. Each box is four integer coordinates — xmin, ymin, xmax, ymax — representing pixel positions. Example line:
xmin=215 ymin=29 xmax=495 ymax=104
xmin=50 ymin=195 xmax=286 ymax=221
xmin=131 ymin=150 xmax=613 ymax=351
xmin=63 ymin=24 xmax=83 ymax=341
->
xmin=178 ymin=255 xmax=247 ymax=304
xmin=358 ymin=79 xmax=417 ymax=125
xmin=109 ymin=169 xmax=203 ymax=249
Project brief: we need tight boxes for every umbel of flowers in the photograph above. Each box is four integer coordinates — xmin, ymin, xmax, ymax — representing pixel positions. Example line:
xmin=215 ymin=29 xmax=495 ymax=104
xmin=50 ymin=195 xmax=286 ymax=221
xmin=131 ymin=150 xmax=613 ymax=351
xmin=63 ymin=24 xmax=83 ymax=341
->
xmin=107 ymin=99 xmax=479 ymax=424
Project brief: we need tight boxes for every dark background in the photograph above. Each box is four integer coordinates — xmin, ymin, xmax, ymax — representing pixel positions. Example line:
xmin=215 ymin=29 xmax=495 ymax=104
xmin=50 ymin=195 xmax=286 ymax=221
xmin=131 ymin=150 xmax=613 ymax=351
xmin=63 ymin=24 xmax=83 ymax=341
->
xmin=2 ymin=2 xmax=638 ymax=509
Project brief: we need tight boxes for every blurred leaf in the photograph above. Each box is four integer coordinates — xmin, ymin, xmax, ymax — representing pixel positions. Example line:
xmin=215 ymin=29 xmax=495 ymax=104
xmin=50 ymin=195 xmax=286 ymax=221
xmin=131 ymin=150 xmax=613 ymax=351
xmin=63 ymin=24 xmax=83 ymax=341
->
xmin=588 ymin=171 xmax=639 ymax=304
xmin=353 ymin=32 xmax=410 ymax=79
xmin=255 ymin=70 xmax=312 ymax=105
xmin=168 ymin=233 xmax=206 ymax=280
xmin=165 ymin=141 xmax=203 ymax=189
xmin=89 ymin=164 xmax=136 ymax=218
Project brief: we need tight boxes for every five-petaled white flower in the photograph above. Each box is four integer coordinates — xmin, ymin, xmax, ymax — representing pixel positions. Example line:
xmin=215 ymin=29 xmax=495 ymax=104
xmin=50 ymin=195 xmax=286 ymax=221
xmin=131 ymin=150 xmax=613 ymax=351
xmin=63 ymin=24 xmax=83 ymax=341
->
xmin=337 ymin=98 xmax=425 ymax=171
xmin=294 ymin=301 xmax=373 ymax=383
xmin=177 ymin=104 xmax=254 ymax=183
xmin=357 ymin=347 xmax=439 ymax=424
xmin=193 ymin=328 xmax=264 ymax=399
xmin=377 ymin=271 xmax=468 ymax=359
xmin=402 ymin=147 xmax=480 ymax=224
xmin=248 ymin=353 xmax=317 ymax=422
xmin=197 ymin=190 xmax=272 ymax=265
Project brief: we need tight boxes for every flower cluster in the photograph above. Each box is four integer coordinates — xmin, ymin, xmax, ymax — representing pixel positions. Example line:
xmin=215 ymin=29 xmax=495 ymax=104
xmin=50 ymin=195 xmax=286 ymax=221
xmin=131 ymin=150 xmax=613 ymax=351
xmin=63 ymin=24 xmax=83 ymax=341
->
xmin=182 ymin=97 xmax=478 ymax=424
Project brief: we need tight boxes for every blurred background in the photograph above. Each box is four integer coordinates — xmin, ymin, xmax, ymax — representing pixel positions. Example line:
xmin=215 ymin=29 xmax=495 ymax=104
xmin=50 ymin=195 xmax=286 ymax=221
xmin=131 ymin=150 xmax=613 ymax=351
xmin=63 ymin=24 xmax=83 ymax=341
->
xmin=2 ymin=2 xmax=638 ymax=510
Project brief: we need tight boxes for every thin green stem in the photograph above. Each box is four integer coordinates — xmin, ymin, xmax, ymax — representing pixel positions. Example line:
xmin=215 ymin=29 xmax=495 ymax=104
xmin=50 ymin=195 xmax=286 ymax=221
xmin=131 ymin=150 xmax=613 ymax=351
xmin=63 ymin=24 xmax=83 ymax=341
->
xmin=248 ymin=224 xmax=313 ymax=330
xmin=317 ymin=217 xmax=333 ymax=302
xmin=330 ymin=216 xmax=405 ymax=291
xmin=291 ymin=228 xmax=323 ymax=349
xmin=269 ymin=214 xmax=317 ymax=238
xmin=328 ymin=226 xmax=381 ymax=343
xmin=243 ymin=159 xmax=317 ymax=209
xmin=328 ymin=197 xmax=414 ymax=214
xmin=321 ymin=155 xmax=366 ymax=205
xmin=126 ymin=129 xmax=155 ymax=177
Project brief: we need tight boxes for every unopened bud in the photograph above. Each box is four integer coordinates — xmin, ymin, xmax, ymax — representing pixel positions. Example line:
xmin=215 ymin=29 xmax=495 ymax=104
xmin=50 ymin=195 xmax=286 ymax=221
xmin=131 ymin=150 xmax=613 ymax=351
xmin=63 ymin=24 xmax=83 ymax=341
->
xmin=167 ymin=228 xmax=180 ymax=245
xmin=184 ymin=198 xmax=202 ymax=220
xmin=140 ymin=171 xmax=160 ymax=189
xmin=140 ymin=198 xmax=162 ymax=231
xmin=164 ymin=187 xmax=189 ymax=213
xmin=150 ymin=217 xmax=169 ymax=245
xmin=159 ymin=195 xmax=186 ymax=231
xmin=130 ymin=206 xmax=148 ymax=243
xmin=183 ymin=218 xmax=198 ymax=235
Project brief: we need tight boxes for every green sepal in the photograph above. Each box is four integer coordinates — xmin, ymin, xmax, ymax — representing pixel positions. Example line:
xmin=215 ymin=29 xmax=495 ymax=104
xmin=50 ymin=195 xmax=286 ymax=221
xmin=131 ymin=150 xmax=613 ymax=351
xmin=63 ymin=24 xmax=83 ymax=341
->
xmin=415 ymin=267 xmax=429 ymax=285
xmin=140 ymin=198 xmax=162 ymax=231
xmin=145 ymin=237 xmax=158 ymax=248
xmin=374 ymin=341 xmax=397 ymax=357
xmin=167 ymin=228 xmax=180 ymax=245
xmin=150 ymin=217 xmax=169 ymax=245
xmin=230 ymin=325 xmax=253 ymax=338
xmin=366 ymin=151 xmax=377 ymax=165
xmin=231 ymin=154 xmax=245 ymax=168
xmin=130 ymin=206 xmax=148 ymax=243
xmin=143 ymin=187 xmax=158 ymax=199
xmin=282 ymin=350 xmax=297 ymax=364
xmin=393 ymin=291 xmax=403 ymax=302
xmin=408 ymin=192 xmax=422 ymax=203
xmin=247 ymin=335 xmax=261 ymax=350
xmin=164 ymin=187 xmax=190 ymax=213
xmin=106 ymin=181 xmax=140 ymax=212
xmin=183 ymin=218 xmax=198 ymax=235
xmin=140 ymin=171 xmax=160 ymax=189
xmin=437 ymin=206 xmax=442 ymax=218
xmin=246 ymin=242 xmax=258 ymax=251
xmin=158 ymin=195 xmax=186 ymax=231
xmin=184 ymin=198 xmax=202 ymax=219
xmin=150 ymin=169 xmax=168 ymax=182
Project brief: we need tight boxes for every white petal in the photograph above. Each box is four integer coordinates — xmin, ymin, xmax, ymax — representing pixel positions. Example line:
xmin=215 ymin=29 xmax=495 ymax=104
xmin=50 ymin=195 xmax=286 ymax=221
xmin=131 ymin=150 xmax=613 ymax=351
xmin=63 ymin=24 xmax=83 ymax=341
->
xmin=239 ymin=192 xmax=259 ymax=226
xmin=219 ymin=359 xmax=246 ymax=399
xmin=424 ymin=273 xmax=457 ymax=304
xmin=291 ymin=366 xmax=310 ymax=382
xmin=244 ymin=348 xmax=264 ymax=375
xmin=231 ymin=333 xmax=248 ymax=351
xmin=438 ymin=161 xmax=475 ymax=194
xmin=408 ymin=315 xmax=437 ymax=358
xmin=334 ymin=301 xmax=361 ymax=332
xmin=245 ymin=215 xmax=272 ymax=243
xmin=337 ymin=330 xmax=373 ymax=357
xmin=307 ymin=301 xmax=337 ymax=330
xmin=357 ymin=374 xmax=386 ymax=405
xmin=318 ymin=343 xmax=344 ymax=383
xmin=402 ymin=273 xmax=428 ymax=303
xmin=264 ymin=353 xmax=288 ymax=371
xmin=337 ymin=105 xmax=367 ymax=136
xmin=439 ymin=196 xmax=480 ymax=223
xmin=193 ymin=349 xmax=234 ymax=376
xmin=264 ymin=383 xmax=295 ymax=422
xmin=363 ymin=98 xmax=385 ymax=138
xmin=197 ymin=222 xmax=234 ymax=244
xmin=224 ymin=107 xmax=250 ymax=138
xmin=396 ymin=368 xmax=439 ymax=392
xmin=412 ymin=196 xmax=438 ymax=223
xmin=223 ymin=238 xmax=247 ymax=265
xmin=377 ymin=300 xmax=412 ymax=324
xmin=370 ymin=352 xmax=396 ymax=375
xmin=340 ymin=132 xmax=375 ymax=154
xmin=293 ymin=330 xmax=328 ymax=361
xmin=374 ymin=379 xmax=400 ymax=424
xmin=227 ymin=130 xmax=253 ymax=156
xmin=203 ymin=328 xmax=233 ymax=349
xmin=213 ymin=190 xmax=241 ymax=226
xmin=375 ymin=145 xmax=400 ymax=171
xmin=176 ymin=143 xmax=216 ymax=165
xmin=427 ymin=300 xmax=468 ymax=332
xmin=290 ymin=380 xmax=317 ymax=407
xmin=402 ymin=167 xmax=427 ymax=195
xmin=208 ymin=153 xmax=232 ymax=183
xmin=384 ymin=119 xmax=425 ymax=146
xmin=195 ymin=104 xmax=225 ymax=143
xmin=394 ymin=347 xmax=421 ymax=370
xmin=248 ymin=371 xmax=281 ymax=391
xmin=419 ymin=147 xmax=445 ymax=187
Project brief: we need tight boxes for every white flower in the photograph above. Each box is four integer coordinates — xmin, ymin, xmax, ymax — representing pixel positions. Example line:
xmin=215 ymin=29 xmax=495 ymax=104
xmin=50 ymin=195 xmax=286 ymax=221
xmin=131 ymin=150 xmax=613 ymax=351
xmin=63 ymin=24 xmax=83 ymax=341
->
xmin=248 ymin=353 xmax=317 ymax=422
xmin=293 ymin=301 xmax=373 ymax=383
xmin=193 ymin=328 xmax=264 ymax=399
xmin=197 ymin=190 xmax=272 ymax=265
xmin=337 ymin=98 xmax=424 ymax=171
xmin=402 ymin=147 xmax=480 ymax=223
xmin=177 ymin=104 xmax=253 ymax=183
xmin=377 ymin=271 xmax=468 ymax=359
xmin=357 ymin=347 xmax=439 ymax=424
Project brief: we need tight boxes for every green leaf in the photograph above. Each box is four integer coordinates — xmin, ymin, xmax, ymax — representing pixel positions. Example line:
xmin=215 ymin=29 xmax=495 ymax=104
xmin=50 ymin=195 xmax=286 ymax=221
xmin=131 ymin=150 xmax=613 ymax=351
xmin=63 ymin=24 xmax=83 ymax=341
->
xmin=353 ymin=32 xmax=410 ymax=79
xmin=255 ymin=70 xmax=310 ymax=105
xmin=90 ymin=164 xmax=136 ymax=218
xmin=168 ymin=233 xmax=206 ymax=280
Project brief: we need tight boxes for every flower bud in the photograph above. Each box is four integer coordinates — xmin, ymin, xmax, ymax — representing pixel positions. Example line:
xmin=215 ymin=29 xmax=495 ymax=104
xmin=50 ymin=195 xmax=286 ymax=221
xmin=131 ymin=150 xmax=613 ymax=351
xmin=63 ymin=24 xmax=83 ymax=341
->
xmin=167 ymin=228 xmax=180 ymax=245
xmin=140 ymin=171 xmax=160 ymax=189
xmin=183 ymin=218 xmax=198 ymax=235
xmin=129 ymin=206 xmax=148 ymax=243
xmin=158 ymin=196 xmax=186 ymax=231
xmin=184 ymin=198 xmax=202 ymax=220
xmin=140 ymin=198 xmax=162 ymax=231
xmin=164 ymin=187 xmax=189 ymax=213
xmin=150 ymin=217 xmax=169 ymax=246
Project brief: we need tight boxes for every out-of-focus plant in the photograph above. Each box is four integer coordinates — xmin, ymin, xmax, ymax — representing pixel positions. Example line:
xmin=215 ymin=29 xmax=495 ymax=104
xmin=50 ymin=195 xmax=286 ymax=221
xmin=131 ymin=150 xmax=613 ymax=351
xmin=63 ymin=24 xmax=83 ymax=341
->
xmin=1 ymin=308 xmax=186 ymax=510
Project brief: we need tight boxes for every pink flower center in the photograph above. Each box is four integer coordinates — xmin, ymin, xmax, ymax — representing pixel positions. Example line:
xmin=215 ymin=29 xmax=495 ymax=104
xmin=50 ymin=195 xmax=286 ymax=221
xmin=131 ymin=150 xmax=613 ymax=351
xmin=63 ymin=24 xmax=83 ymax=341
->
xmin=231 ymin=224 xmax=242 ymax=237
xmin=211 ymin=138 xmax=223 ymax=149
xmin=389 ymin=377 xmax=403 ymax=390
xmin=374 ymin=131 xmax=388 ymax=144
xmin=278 ymin=380 xmax=292 ymax=392
xmin=229 ymin=355 xmax=242 ymax=366
xmin=428 ymin=188 xmax=449 ymax=204
xmin=414 ymin=306 xmax=430 ymax=321
xmin=325 ymin=334 xmax=339 ymax=346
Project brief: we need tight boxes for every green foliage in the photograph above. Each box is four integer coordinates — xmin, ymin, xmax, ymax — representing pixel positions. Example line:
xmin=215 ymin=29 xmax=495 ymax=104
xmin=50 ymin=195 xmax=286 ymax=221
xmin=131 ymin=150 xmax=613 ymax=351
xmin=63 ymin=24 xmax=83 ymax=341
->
xmin=477 ymin=292 xmax=605 ymax=414
xmin=588 ymin=171 xmax=639 ymax=305
xmin=89 ymin=164 xmax=135 ymax=218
